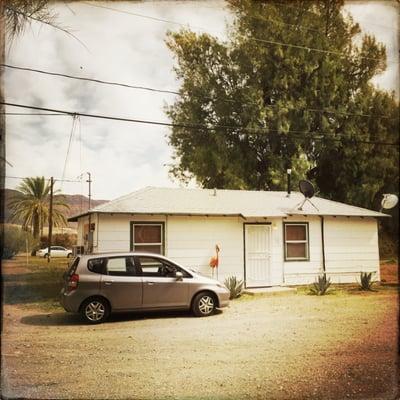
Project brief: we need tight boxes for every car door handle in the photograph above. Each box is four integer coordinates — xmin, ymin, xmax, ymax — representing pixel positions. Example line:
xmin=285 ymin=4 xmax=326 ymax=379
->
xmin=146 ymin=282 xmax=155 ymax=285
xmin=104 ymin=281 xmax=113 ymax=285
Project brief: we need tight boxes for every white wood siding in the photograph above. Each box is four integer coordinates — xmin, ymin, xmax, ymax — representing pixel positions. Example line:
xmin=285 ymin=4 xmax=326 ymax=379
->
xmin=283 ymin=216 xmax=323 ymax=285
xmin=166 ymin=216 xmax=243 ymax=282
xmin=76 ymin=213 xmax=380 ymax=286
xmin=96 ymin=214 xmax=166 ymax=253
xmin=283 ymin=216 xmax=380 ymax=284
xmin=76 ymin=215 xmax=88 ymax=247
xmin=324 ymin=217 xmax=380 ymax=283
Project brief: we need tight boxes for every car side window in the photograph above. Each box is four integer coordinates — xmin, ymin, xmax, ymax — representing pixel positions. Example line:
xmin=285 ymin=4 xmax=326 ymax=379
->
xmin=138 ymin=256 xmax=191 ymax=278
xmin=106 ymin=257 xmax=138 ymax=276
xmin=87 ymin=258 xmax=107 ymax=274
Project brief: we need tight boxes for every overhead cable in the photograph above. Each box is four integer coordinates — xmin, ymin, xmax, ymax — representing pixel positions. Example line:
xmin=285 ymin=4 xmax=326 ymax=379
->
xmin=82 ymin=2 xmax=398 ymax=64
xmin=2 ymin=64 xmax=396 ymax=120
xmin=2 ymin=102 xmax=398 ymax=147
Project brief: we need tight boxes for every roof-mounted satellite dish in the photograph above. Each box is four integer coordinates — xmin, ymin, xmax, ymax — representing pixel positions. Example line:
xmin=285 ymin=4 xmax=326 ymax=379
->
xmin=295 ymin=180 xmax=319 ymax=211
xmin=380 ymin=194 xmax=398 ymax=212
xmin=299 ymin=180 xmax=315 ymax=198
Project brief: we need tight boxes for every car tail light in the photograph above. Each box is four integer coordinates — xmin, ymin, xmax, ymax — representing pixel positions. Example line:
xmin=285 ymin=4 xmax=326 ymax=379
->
xmin=67 ymin=274 xmax=79 ymax=292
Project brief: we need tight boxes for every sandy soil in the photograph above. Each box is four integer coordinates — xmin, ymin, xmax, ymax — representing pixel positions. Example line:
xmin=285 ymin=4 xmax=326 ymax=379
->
xmin=1 ymin=286 xmax=398 ymax=399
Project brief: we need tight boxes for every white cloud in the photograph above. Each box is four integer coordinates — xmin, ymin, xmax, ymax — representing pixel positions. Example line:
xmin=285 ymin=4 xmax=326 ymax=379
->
xmin=5 ymin=0 xmax=398 ymax=200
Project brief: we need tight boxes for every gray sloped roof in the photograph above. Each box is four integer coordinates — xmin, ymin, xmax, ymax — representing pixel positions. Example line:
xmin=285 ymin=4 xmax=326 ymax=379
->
xmin=68 ymin=186 xmax=389 ymax=221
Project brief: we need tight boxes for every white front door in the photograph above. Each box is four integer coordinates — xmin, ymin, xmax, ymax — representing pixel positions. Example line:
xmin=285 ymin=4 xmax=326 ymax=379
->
xmin=245 ymin=224 xmax=271 ymax=287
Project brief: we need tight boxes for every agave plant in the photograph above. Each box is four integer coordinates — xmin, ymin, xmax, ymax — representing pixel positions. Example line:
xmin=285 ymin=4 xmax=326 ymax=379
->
xmin=310 ymin=274 xmax=331 ymax=296
xmin=224 ymin=276 xmax=244 ymax=300
xmin=360 ymin=272 xmax=375 ymax=291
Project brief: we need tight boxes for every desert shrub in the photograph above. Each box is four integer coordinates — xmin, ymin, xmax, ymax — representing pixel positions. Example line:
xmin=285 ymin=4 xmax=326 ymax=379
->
xmin=224 ymin=276 xmax=244 ymax=299
xmin=309 ymin=274 xmax=331 ymax=296
xmin=359 ymin=272 xmax=375 ymax=291
xmin=1 ymin=224 xmax=35 ymax=259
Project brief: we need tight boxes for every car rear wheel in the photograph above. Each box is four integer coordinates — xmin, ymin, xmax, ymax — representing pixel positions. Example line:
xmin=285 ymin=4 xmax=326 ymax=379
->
xmin=81 ymin=298 xmax=110 ymax=324
xmin=192 ymin=292 xmax=216 ymax=317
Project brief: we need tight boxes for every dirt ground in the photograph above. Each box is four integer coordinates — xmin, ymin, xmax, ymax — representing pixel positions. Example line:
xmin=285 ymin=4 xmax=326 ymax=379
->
xmin=1 ymin=259 xmax=399 ymax=400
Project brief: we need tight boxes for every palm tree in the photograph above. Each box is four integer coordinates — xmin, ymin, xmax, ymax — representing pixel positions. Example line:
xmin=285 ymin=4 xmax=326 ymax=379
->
xmin=8 ymin=176 xmax=69 ymax=239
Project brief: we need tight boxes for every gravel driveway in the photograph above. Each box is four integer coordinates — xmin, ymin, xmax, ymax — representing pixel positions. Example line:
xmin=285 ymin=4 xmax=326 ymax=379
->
xmin=1 ymin=288 xmax=398 ymax=400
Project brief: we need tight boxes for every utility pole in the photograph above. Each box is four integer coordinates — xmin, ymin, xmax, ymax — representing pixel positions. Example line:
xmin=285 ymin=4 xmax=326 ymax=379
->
xmin=47 ymin=177 xmax=54 ymax=263
xmin=286 ymin=159 xmax=292 ymax=197
xmin=0 ymin=1 xmax=6 ymax=260
xmin=86 ymin=172 xmax=92 ymax=253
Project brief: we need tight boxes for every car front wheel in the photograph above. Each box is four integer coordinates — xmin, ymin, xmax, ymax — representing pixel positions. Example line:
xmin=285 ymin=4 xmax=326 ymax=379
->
xmin=192 ymin=292 xmax=216 ymax=317
xmin=81 ymin=298 xmax=110 ymax=324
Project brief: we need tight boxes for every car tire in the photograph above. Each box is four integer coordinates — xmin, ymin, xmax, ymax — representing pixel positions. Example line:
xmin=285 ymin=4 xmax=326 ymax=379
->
xmin=67 ymin=253 xmax=72 ymax=258
xmin=44 ymin=253 xmax=49 ymax=259
xmin=81 ymin=297 xmax=110 ymax=324
xmin=192 ymin=292 xmax=216 ymax=317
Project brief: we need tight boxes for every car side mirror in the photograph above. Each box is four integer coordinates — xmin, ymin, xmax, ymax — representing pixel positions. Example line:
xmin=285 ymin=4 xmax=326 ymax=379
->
xmin=175 ymin=271 xmax=183 ymax=281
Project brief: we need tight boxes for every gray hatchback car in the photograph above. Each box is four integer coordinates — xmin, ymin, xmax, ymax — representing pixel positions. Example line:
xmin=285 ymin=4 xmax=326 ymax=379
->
xmin=60 ymin=252 xmax=230 ymax=323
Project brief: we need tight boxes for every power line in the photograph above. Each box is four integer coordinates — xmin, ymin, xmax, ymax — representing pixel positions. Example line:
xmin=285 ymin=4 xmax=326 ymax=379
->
xmin=4 ymin=175 xmax=81 ymax=183
xmin=61 ymin=115 xmax=78 ymax=188
xmin=82 ymin=2 xmax=205 ymax=31
xmin=2 ymin=112 xmax=68 ymax=116
xmin=2 ymin=64 xmax=396 ymax=120
xmin=82 ymin=2 xmax=398 ymax=64
xmin=2 ymin=64 xmax=180 ymax=96
xmin=2 ymin=102 xmax=398 ymax=147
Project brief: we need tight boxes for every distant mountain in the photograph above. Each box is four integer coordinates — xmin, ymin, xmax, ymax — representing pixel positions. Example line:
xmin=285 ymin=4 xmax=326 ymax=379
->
xmin=3 ymin=188 xmax=108 ymax=227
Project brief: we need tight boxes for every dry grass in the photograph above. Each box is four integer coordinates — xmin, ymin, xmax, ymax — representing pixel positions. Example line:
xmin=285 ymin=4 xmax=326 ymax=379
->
xmin=1 ymin=257 xmax=399 ymax=399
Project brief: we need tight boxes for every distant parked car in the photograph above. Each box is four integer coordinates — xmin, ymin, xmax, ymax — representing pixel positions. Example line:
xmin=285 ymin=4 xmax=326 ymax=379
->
xmin=60 ymin=252 xmax=230 ymax=323
xmin=36 ymin=246 xmax=73 ymax=258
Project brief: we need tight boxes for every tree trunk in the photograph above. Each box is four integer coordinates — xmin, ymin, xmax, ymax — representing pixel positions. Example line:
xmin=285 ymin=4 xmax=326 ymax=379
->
xmin=33 ymin=213 xmax=40 ymax=239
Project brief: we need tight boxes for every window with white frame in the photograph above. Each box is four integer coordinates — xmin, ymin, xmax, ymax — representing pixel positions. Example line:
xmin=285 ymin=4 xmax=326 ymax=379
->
xmin=131 ymin=223 xmax=164 ymax=254
xmin=284 ymin=223 xmax=309 ymax=261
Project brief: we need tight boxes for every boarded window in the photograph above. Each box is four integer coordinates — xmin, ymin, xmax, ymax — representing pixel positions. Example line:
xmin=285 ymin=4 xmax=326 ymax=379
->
xmin=284 ymin=223 xmax=309 ymax=261
xmin=132 ymin=223 xmax=163 ymax=254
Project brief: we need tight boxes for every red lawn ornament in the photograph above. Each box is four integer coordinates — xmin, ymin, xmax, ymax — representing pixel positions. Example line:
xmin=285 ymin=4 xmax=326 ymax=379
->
xmin=209 ymin=244 xmax=220 ymax=268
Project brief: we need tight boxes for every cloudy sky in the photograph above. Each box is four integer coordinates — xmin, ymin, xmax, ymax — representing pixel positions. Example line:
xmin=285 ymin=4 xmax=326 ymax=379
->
xmin=5 ymin=0 xmax=399 ymax=200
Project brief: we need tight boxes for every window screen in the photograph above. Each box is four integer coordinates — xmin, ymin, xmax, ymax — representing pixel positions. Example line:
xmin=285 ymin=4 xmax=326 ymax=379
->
xmin=132 ymin=223 xmax=163 ymax=254
xmin=284 ymin=223 xmax=309 ymax=261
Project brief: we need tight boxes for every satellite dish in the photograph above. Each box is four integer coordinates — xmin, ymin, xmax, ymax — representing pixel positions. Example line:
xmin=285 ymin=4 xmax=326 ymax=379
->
xmin=381 ymin=194 xmax=398 ymax=210
xmin=299 ymin=180 xmax=315 ymax=198
xmin=294 ymin=180 xmax=318 ymax=211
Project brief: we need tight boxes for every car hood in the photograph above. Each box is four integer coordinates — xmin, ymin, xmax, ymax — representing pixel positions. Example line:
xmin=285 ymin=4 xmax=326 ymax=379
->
xmin=189 ymin=270 xmax=222 ymax=285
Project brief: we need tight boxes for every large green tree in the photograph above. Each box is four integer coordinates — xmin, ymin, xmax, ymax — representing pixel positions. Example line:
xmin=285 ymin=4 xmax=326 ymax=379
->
xmin=165 ymin=0 xmax=398 ymax=210
xmin=8 ymin=176 xmax=69 ymax=239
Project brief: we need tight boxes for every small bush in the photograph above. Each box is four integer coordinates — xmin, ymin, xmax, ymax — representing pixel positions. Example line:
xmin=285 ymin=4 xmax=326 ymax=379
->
xmin=359 ymin=272 xmax=375 ymax=291
xmin=309 ymin=274 xmax=331 ymax=296
xmin=224 ymin=276 xmax=244 ymax=299
xmin=1 ymin=224 xmax=35 ymax=259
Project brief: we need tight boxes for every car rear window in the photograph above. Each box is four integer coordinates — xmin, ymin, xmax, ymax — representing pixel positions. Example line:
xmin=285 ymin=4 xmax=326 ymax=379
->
xmin=63 ymin=257 xmax=80 ymax=279
xmin=87 ymin=258 xmax=107 ymax=274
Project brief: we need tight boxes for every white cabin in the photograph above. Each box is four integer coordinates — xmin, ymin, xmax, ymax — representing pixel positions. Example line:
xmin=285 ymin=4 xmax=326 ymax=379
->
xmin=69 ymin=187 xmax=387 ymax=287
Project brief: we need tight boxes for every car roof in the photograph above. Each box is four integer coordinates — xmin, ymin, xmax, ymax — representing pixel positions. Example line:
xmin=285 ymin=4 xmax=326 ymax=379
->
xmin=76 ymin=252 xmax=171 ymax=260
